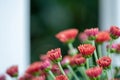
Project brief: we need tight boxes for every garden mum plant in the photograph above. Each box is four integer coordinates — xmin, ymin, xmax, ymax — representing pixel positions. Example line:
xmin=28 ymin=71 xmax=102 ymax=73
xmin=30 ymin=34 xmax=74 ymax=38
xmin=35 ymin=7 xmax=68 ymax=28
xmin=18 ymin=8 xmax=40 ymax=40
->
xmin=2 ymin=26 xmax=120 ymax=80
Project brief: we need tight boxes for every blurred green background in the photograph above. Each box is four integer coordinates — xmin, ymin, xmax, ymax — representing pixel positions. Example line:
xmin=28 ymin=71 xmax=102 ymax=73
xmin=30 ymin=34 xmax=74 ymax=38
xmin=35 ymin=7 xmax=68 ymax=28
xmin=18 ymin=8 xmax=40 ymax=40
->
xmin=30 ymin=0 xmax=98 ymax=63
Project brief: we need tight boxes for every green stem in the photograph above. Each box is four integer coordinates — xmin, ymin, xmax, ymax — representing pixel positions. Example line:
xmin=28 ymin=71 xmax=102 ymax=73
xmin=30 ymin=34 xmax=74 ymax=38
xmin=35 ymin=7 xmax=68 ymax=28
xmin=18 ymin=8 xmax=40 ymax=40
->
xmin=110 ymin=65 xmax=114 ymax=79
xmin=97 ymin=44 xmax=102 ymax=58
xmin=104 ymin=70 xmax=108 ymax=80
xmin=107 ymin=39 xmax=113 ymax=56
xmin=57 ymin=62 xmax=66 ymax=75
xmin=67 ymin=72 xmax=72 ymax=80
xmin=86 ymin=58 xmax=89 ymax=69
xmin=67 ymin=65 xmax=80 ymax=80
xmin=47 ymin=75 xmax=53 ymax=80
xmin=107 ymin=39 xmax=114 ymax=79
xmin=68 ymin=42 xmax=74 ymax=50
xmin=48 ymin=70 xmax=55 ymax=79
xmin=94 ymin=78 xmax=97 ymax=80
xmin=97 ymin=76 xmax=100 ymax=80
xmin=78 ymin=67 xmax=90 ymax=80
xmin=68 ymin=42 xmax=78 ymax=55
xmin=92 ymin=41 xmax=98 ymax=61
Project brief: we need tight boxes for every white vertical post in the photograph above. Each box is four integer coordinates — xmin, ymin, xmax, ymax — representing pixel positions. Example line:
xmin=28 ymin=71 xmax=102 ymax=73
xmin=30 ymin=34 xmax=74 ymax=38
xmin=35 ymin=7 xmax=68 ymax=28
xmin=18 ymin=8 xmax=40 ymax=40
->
xmin=99 ymin=0 xmax=120 ymax=28
xmin=0 ymin=0 xmax=30 ymax=77
xmin=99 ymin=0 xmax=120 ymax=78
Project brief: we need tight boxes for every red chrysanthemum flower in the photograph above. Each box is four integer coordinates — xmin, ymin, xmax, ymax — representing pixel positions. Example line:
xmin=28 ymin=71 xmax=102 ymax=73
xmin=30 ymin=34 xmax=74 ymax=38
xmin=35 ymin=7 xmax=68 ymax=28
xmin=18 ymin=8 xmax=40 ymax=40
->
xmin=0 ymin=74 xmax=6 ymax=80
xmin=110 ymin=26 xmax=120 ymax=39
xmin=78 ymin=32 xmax=88 ymax=42
xmin=61 ymin=56 xmax=72 ymax=66
xmin=55 ymin=75 xmax=68 ymax=80
xmin=72 ymin=54 xmax=86 ymax=66
xmin=86 ymin=67 xmax=102 ymax=79
xmin=97 ymin=56 xmax=111 ymax=69
xmin=78 ymin=44 xmax=95 ymax=57
xmin=6 ymin=65 xmax=18 ymax=77
xmin=55 ymin=29 xmax=78 ymax=43
xmin=39 ymin=60 xmax=51 ymax=72
xmin=47 ymin=48 xmax=62 ymax=62
xmin=84 ymin=28 xmax=99 ymax=40
xmin=26 ymin=62 xmax=41 ymax=75
xmin=96 ymin=31 xmax=111 ymax=44
xmin=51 ymin=64 xmax=61 ymax=75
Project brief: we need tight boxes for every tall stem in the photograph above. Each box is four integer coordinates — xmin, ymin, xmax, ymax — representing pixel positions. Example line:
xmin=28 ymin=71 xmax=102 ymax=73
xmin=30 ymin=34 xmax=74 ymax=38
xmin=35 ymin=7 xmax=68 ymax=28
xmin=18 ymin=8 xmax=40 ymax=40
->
xmin=92 ymin=41 xmax=98 ymax=61
xmin=94 ymin=78 xmax=97 ymax=80
xmin=68 ymin=42 xmax=74 ymax=50
xmin=68 ymin=42 xmax=78 ymax=55
xmin=78 ymin=67 xmax=90 ymax=80
xmin=86 ymin=58 xmax=89 ymax=69
xmin=107 ymin=39 xmax=114 ymax=79
xmin=67 ymin=65 xmax=80 ymax=80
xmin=105 ymin=70 xmax=108 ymax=80
xmin=48 ymin=70 xmax=55 ymax=79
xmin=57 ymin=62 xmax=66 ymax=75
xmin=107 ymin=39 xmax=113 ymax=56
xmin=97 ymin=44 xmax=102 ymax=58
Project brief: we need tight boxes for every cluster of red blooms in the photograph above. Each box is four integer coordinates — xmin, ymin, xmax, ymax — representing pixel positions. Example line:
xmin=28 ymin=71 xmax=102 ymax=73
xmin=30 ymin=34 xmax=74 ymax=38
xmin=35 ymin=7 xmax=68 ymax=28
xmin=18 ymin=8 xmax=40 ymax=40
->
xmin=2 ymin=26 xmax=120 ymax=80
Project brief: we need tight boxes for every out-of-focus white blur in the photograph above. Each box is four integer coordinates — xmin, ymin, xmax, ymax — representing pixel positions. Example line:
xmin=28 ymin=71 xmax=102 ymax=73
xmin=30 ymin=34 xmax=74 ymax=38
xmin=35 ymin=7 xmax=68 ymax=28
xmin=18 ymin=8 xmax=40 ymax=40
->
xmin=99 ymin=0 xmax=120 ymax=29
xmin=0 ymin=0 xmax=30 ymax=78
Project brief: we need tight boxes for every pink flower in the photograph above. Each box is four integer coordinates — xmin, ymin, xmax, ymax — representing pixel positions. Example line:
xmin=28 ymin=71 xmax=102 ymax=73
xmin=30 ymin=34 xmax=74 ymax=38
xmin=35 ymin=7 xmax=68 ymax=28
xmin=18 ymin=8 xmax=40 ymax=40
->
xmin=61 ymin=56 xmax=72 ymax=66
xmin=55 ymin=75 xmax=68 ymax=80
xmin=78 ymin=44 xmax=95 ymax=57
xmin=96 ymin=31 xmax=111 ymax=44
xmin=26 ymin=62 xmax=41 ymax=75
xmin=6 ymin=65 xmax=18 ymax=77
xmin=116 ymin=44 xmax=120 ymax=53
xmin=86 ymin=67 xmax=102 ymax=78
xmin=97 ymin=56 xmax=111 ymax=69
xmin=55 ymin=29 xmax=78 ymax=43
xmin=0 ymin=74 xmax=6 ymax=80
xmin=39 ymin=60 xmax=51 ymax=72
xmin=47 ymin=48 xmax=62 ymax=62
xmin=84 ymin=28 xmax=99 ymax=40
xmin=72 ymin=54 xmax=86 ymax=66
xmin=107 ymin=43 xmax=120 ymax=53
xmin=78 ymin=32 xmax=88 ymax=42
xmin=110 ymin=26 xmax=120 ymax=39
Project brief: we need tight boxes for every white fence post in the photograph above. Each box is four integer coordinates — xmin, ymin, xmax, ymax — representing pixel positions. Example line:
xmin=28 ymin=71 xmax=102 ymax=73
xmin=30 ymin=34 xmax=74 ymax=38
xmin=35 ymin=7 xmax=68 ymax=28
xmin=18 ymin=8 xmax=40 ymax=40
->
xmin=99 ymin=0 xmax=120 ymax=78
xmin=0 ymin=0 xmax=30 ymax=78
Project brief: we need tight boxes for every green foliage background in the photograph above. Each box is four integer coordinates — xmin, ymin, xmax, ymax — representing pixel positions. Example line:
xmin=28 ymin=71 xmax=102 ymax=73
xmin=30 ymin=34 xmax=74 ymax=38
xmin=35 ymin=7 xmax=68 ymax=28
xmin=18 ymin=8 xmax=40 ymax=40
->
xmin=30 ymin=0 xmax=98 ymax=63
